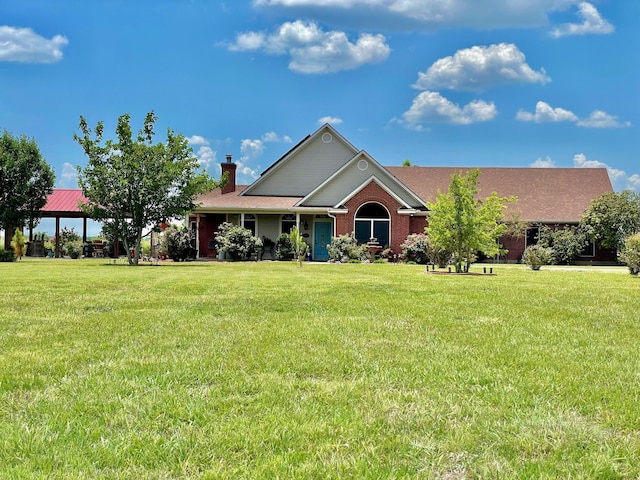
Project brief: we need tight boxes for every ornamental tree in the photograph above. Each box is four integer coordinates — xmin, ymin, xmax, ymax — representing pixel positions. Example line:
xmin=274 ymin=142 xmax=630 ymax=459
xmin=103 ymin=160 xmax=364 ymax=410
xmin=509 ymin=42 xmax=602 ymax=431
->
xmin=74 ymin=112 xmax=224 ymax=265
xmin=580 ymin=190 xmax=640 ymax=250
xmin=426 ymin=169 xmax=514 ymax=273
xmin=0 ymin=131 xmax=55 ymax=249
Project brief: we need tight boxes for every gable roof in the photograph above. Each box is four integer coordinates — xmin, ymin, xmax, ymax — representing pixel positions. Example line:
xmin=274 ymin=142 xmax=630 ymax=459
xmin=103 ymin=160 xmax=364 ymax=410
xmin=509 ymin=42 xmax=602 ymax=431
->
xmin=387 ymin=166 xmax=612 ymax=223
xmin=240 ymin=124 xmax=358 ymax=197
xmin=298 ymin=150 xmax=425 ymax=209
xmin=42 ymin=189 xmax=88 ymax=218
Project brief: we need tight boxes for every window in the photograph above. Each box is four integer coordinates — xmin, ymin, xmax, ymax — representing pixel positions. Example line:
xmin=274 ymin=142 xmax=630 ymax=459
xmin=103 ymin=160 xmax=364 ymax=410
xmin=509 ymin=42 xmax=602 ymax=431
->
xmin=281 ymin=214 xmax=296 ymax=234
xmin=243 ymin=214 xmax=256 ymax=235
xmin=526 ymin=227 xmax=539 ymax=247
xmin=581 ymin=240 xmax=595 ymax=257
xmin=354 ymin=203 xmax=390 ymax=246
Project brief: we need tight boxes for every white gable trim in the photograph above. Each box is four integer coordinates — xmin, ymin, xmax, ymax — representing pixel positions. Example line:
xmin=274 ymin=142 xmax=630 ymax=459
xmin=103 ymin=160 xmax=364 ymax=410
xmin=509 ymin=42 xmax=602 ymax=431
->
xmin=240 ymin=124 xmax=358 ymax=196
xmin=297 ymin=150 xmax=425 ymax=208
xmin=335 ymin=175 xmax=412 ymax=209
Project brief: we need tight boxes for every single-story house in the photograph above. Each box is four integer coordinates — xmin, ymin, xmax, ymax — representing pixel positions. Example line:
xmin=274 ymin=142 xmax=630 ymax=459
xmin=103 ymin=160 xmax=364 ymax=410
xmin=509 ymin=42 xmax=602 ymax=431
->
xmin=189 ymin=124 xmax=616 ymax=263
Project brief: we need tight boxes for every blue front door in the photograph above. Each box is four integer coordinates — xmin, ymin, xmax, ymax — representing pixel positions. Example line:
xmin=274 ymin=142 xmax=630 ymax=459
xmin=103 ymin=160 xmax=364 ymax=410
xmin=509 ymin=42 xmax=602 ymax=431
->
xmin=313 ymin=221 xmax=331 ymax=261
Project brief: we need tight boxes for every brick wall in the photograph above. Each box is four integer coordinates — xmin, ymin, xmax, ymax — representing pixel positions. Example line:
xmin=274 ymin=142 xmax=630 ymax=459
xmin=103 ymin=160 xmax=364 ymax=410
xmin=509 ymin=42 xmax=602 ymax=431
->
xmin=336 ymin=182 xmax=426 ymax=253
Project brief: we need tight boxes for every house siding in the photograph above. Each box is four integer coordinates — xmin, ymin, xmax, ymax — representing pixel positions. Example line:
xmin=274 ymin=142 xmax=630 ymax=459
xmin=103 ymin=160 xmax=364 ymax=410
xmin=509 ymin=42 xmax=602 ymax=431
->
xmin=247 ymin=134 xmax=356 ymax=197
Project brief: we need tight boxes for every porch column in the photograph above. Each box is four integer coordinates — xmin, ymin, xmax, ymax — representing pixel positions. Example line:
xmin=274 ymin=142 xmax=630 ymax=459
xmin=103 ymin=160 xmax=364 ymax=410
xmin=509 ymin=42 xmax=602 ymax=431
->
xmin=55 ymin=216 xmax=61 ymax=258
xmin=196 ymin=214 xmax=201 ymax=259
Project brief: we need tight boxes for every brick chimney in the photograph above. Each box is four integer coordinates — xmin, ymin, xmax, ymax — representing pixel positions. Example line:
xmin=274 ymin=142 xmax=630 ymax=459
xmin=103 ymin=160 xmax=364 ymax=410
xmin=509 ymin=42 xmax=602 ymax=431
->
xmin=221 ymin=154 xmax=237 ymax=194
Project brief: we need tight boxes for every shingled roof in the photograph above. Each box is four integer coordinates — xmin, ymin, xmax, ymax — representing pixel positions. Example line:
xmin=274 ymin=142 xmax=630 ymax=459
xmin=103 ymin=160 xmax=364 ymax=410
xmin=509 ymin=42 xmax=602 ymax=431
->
xmin=195 ymin=185 xmax=303 ymax=211
xmin=387 ymin=167 xmax=612 ymax=223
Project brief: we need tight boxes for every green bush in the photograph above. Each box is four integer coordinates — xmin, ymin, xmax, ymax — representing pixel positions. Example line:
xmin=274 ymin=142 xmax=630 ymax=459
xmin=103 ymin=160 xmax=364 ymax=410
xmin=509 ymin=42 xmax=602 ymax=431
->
xmin=538 ymin=225 xmax=588 ymax=265
xmin=162 ymin=225 xmax=196 ymax=261
xmin=0 ymin=247 xmax=15 ymax=262
xmin=327 ymin=233 xmax=367 ymax=262
xmin=214 ymin=222 xmax=260 ymax=261
xmin=522 ymin=245 xmax=553 ymax=270
xmin=619 ymin=233 xmax=640 ymax=275
xmin=58 ymin=227 xmax=82 ymax=259
xmin=10 ymin=230 xmax=26 ymax=259
xmin=274 ymin=234 xmax=294 ymax=260
xmin=400 ymin=233 xmax=430 ymax=264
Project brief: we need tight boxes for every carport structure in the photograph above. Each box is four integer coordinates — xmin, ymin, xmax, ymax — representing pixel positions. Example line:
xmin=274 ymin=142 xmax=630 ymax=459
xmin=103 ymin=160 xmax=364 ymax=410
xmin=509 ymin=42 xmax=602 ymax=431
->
xmin=38 ymin=188 xmax=90 ymax=258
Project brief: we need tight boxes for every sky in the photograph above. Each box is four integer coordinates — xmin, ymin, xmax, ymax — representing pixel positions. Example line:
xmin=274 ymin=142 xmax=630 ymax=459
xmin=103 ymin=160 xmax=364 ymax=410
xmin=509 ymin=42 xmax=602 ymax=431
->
xmin=1 ymin=0 xmax=638 ymax=235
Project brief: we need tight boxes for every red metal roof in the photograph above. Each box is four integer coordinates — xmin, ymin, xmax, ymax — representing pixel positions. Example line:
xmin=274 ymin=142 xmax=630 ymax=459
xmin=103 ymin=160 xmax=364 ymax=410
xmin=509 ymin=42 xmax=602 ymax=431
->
xmin=42 ymin=189 xmax=88 ymax=217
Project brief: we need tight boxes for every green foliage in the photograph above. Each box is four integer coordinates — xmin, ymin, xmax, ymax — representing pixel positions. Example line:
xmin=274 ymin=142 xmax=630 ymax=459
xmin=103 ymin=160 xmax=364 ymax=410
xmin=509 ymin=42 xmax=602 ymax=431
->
xmin=400 ymin=233 xmax=430 ymax=264
xmin=0 ymin=247 xmax=15 ymax=262
xmin=427 ymin=169 xmax=514 ymax=273
xmin=402 ymin=159 xmax=411 ymax=166
xmin=538 ymin=225 xmax=588 ymax=265
xmin=327 ymin=233 xmax=367 ymax=262
xmin=161 ymin=225 xmax=195 ymax=261
xmin=619 ymin=233 xmax=640 ymax=275
xmin=0 ymin=130 xmax=55 ymax=239
xmin=522 ymin=244 xmax=553 ymax=270
xmin=74 ymin=111 xmax=224 ymax=265
xmin=58 ymin=227 xmax=82 ymax=259
xmin=214 ymin=222 xmax=260 ymax=261
xmin=289 ymin=226 xmax=308 ymax=267
xmin=10 ymin=230 xmax=26 ymax=259
xmin=580 ymin=190 xmax=640 ymax=250
xmin=274 ymin=233 xmax=294 ymax=261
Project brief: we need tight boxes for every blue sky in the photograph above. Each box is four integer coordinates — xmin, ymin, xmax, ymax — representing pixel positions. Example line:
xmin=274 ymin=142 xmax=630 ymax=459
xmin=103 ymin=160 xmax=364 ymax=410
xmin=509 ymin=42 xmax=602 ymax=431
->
xmin=1 ymin=1 xmax=638 ymax=234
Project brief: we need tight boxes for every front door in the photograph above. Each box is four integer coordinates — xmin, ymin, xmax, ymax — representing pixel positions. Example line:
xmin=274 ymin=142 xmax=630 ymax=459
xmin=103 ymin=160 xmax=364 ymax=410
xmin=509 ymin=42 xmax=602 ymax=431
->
xmin=313 ymin=221 xmax=331 ymax=261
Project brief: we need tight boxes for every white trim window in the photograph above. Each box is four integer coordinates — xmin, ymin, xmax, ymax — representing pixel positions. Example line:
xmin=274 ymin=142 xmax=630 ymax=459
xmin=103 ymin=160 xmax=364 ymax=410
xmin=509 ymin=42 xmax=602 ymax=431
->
xmin=354 ymin=202 xmax=390 ymax=246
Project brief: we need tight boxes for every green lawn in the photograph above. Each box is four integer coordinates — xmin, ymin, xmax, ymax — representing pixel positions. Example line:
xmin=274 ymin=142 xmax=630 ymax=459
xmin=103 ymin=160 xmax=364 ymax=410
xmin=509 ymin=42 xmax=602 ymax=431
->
xmin=1 ymin=259 xmax=639 ymax=479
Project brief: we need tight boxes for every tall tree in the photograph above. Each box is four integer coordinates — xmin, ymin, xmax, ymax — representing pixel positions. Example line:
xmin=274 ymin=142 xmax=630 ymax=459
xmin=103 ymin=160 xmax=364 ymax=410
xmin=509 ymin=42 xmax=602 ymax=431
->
xmin=0 ymin=131 xmax=55 ymax=250
xmin=74 ymin=111 xmax=224 ymax=265
xmin=580 ymin=190 xmax=640 ymax=250
xmin=426 ymin=169 xmax=514 ymax=273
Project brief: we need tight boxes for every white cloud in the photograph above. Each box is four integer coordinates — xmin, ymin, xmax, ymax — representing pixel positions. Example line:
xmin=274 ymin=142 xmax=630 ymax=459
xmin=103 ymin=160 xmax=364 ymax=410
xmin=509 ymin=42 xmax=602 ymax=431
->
xmin=187 ymin=135 xmax=209 ymax=146
xmin=629 ymin=175 xmax=640 ymax=190
xmin=261 ymin=131 xmax=292 ymax=143
xmin=227 ymin=20 xmax=390 ymax=73
xmin=195 ymin=146 xmax=216 ymax=168
xmin=318 ymin=116 xmax=343 ymax=125
xmin=0 ymin=26 xmax=68 ymax=63
xmin=577 ymin=110 xmax=631 ymax=128
xmin=186 ymin=135 xmax=217 ymax=168
xmin=516 ymin=101 xmax=578 ymax=123
xmin=550 ymin=2 xmax=614 ymax=38
xmin=253 ymin=0 xmax=581 ymax=31
xmin=59 ymin=162 xmax=78 ymax=187
xmin=413 ymin=43 xmax=550 ymax=92
xmin=400 ymin=91 xmax=497 ymax=130
xmin=531 ymin=156 xmax=555 ymax=168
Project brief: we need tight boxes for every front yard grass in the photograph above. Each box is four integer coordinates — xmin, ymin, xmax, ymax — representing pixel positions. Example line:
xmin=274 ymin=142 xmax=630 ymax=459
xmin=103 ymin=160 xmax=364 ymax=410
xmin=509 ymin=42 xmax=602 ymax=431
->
xmin=1 ymin=259 xmax=639 ymax=478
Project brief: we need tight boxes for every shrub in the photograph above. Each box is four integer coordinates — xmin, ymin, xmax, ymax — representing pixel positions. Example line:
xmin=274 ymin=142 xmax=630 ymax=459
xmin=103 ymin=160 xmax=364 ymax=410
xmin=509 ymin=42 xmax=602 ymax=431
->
xmin=327 ymin=233 xmax=367 ymax=262
xmin=538 ymin=225 xmax=588 ymax=265
xmin=57 ymin=227 xmax=82 ymax=259
xmin=162 ymin=225 xmax=196 ymax=261
xmin=274 ymin=234 xmax=294 ymax=261
xmin=400 ymin=233 xmax=430 ymax=264
xmin=0 ymin=247 xmax=15 ymax=262
xmin=522 ymin=245 xmax=553 ymax=270
xmin=10 ymin=230 xmax=26 ymax=259
xmin=619 ymin=233 xmax=640 ymax=275
xmin=215 ymin=222 xmax=260 ymax=261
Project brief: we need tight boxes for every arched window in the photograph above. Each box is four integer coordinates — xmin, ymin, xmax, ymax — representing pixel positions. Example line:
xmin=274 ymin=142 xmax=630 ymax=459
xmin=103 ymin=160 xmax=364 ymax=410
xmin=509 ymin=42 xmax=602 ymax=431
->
xmin=281 ymin=214 xmax=296 ymax=234
xmin=243 ymin=213 xmax=256 ymax=235
xmin=354 ymin=203 xmax=390 ymax=246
